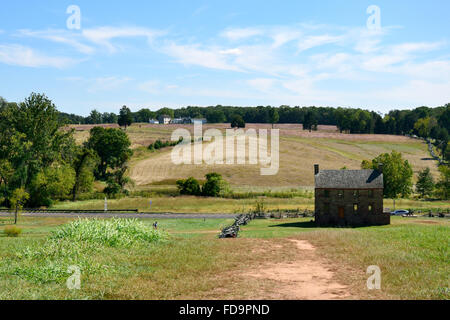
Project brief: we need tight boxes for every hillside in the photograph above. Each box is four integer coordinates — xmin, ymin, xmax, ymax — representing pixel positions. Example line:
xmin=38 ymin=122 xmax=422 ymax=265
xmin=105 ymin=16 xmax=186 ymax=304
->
xmin=73 ymin=123 xmax=440 ymax=188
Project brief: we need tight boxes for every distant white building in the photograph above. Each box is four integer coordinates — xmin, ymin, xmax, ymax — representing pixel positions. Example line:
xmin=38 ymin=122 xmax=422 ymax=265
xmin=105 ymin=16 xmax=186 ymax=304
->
xmin=158 ymin=115 xmax=172 ymax=125
xmin=149 ymin=119 xmax=159 ymax=124
xmin=171 ymin=118 xmax=186 ymax=124
xmin=190 ymin=118 xmax=207 ymax=124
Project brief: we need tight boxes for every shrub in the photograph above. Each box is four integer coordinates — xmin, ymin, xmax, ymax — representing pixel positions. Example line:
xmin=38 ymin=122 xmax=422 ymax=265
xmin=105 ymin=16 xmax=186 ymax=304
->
xmin=176 ymin=177 xmax=201 ymax=195
xmin=231 ymin=114 xmax=245 ymax=128
xmin=149 ymin=138 xmax=183 ymax=150
xmin=7 ymin=218 xmax=166 ymax=284
xmin=51 ymin=218 xmax=166 ymax=247
xmin=4 ymin=225 xmax=22 ymax=237
xmin=202 ymin=172 xmax=229 ymax=197
xmin=103 ymin=179 xmax=121 ymax=196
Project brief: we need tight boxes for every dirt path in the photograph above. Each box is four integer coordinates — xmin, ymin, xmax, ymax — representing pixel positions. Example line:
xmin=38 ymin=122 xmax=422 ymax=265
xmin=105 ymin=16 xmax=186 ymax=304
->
xmin=243 ymin=239 xmax=350 ymax=300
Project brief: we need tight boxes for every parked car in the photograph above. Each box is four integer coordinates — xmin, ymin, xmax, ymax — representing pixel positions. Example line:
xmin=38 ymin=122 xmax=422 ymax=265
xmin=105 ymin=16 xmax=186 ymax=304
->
xmin=390 ymin=209 xmax=410 ymax=216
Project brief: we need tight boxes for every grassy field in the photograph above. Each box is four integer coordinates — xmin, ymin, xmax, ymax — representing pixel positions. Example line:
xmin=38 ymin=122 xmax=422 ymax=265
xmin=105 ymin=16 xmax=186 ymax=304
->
xmin=0 ymin=215 xmax=448 ymax=300
xmin=50 ymin=195 xmax=450 ymax=213
xmin=72 ymin=123 xmax=441 ymax=188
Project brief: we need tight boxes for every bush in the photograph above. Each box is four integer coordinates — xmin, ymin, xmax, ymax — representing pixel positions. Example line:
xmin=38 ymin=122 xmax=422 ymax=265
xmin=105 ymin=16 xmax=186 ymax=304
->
xmin=4 ymin=225 xmax=22 ymax=237
xmin=231 ymin=114 xmax=245 ymax=128
xmin=103 ymin=180 xmax=121 ymax=196
xmin=202 ymin=172 xmax=229 ymax=197
xmin=7 ymin=218 xmax=166 ymax=284
xmin=149 ymin=138 xmax=183 ymax=150
xmin=176 ymin=177 xmax=201 ymax=195
xmin=51 ymin=218 xmax=166 ymax=247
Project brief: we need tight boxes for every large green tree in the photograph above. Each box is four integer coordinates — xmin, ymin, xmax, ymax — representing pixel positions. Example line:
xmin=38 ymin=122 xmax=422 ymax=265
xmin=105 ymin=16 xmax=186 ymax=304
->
xmin=0 ymin=93 xmax=76 ymax=206
xmin=362 ymin=151 xmax=413 ymax=199
xmin=86 ymin=127 xmax=132 ymax=179
xmin=156 ymin=107 xmax=175 ymax=119
xmin=206 ymin=109 xmax=226 ymax=123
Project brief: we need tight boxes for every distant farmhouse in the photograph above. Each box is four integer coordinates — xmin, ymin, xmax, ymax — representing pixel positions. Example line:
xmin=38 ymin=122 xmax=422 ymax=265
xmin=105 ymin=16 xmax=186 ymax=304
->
xmin=189 ymin=118 xmax=207 ymax=124
xmin=154 ymin=115 xmax=207 ymax=125
xmin=157 ymin=115 xmax=172 ymax=125
xmin=314 ymin=164 xmax=390 ymax=227
xmin=170 ymin=117 xmax=208 ymax=124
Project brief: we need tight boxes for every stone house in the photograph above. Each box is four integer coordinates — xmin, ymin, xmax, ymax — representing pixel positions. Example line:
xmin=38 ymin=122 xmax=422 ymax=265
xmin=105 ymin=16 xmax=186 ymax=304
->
xmin=314 ymin=164 xmax=390 ymax=227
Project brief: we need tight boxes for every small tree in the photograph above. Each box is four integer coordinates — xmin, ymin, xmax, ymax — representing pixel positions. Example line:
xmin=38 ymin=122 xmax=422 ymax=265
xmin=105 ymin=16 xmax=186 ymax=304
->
xmin=303 ymin=110 xmax=318 ymax=132
xmin=435 ymin=165 xmax=450 ymax=200
xmin=269 ymin=108 xmax=279 ymax=129
xmin=10 ymin=187 xmax=29 ymax=224
xmin=362 ymin=151 xmax=413 ymax=209
xmin=231 ymin=114 xmax=245 ymax=128
xmin=202 ymin=173 xmax=229 ymax=197
xmin=118 ymin=105 xmax=133 ymax=130
xmin=416 ymin=167 xmax=434 ymax=198
xmin=176 ymin=177 xmax=201 ymax=196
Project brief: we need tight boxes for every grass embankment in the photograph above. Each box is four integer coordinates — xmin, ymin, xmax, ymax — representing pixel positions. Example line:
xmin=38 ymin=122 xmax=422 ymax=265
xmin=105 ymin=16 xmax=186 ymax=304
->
xmin=50 ymin=195 xmax=450 ymax=213
xmin=0 ymin=216 xmax=448 ymax=299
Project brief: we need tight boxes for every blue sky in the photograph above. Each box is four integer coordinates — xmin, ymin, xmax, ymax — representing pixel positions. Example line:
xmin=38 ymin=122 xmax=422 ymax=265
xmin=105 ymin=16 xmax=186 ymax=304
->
xmin=0 ymin=0 xmax=449 ymax=115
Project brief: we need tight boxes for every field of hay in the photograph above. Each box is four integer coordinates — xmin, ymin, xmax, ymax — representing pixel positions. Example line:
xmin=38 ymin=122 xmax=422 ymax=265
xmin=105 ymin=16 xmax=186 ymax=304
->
xmin=72 ymin=123 xmax=440 ymax=188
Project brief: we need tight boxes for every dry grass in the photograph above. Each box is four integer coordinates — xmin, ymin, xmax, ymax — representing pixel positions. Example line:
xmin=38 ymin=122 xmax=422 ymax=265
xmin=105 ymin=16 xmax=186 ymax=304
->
xmin=70 ymin=123 xmax=442 ymax=188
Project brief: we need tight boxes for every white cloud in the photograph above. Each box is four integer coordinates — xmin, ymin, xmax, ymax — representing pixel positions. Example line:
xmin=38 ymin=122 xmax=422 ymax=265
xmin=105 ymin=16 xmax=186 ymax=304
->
xmin=247 ymin=78 xmax=277 ymax=91
xmin=219 ymin=48 xmax=242 ymax=55
xmin=390 ymin=41 xmax=444 ymax=55
xmin=162 ymin=42 xmax=241 ymax=71
xmin=297 ymin=34 xmax=343 ymax=52
xmin=270 ymin=29 xmax=302 ymax=48
xmin=65 ymin=76 xmax=132 ymax=92
xmin=138 ymin=80 xmax=161 ymax=94
xmin=0 ymin=44 xmax=77 ymax=68
xmin=370 ymin=80 xmax=450 ymax=108
xmin=17 ymin=29 xmax=95 ymax=54
xmin=221 ymin=27 xmax=263 ymax=41
xmin=82 ymin=26 xmax=165 ymax=53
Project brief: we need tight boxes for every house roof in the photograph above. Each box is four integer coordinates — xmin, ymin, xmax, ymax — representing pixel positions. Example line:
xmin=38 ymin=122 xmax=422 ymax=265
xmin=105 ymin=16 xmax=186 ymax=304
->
xmin=315 ymin=169 xmax=383 ymax=189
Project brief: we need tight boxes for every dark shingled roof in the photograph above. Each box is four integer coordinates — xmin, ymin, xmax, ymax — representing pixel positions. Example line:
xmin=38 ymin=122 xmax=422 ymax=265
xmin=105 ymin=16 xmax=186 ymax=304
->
xmin=315 ymin=170 xmax=383 ymax=189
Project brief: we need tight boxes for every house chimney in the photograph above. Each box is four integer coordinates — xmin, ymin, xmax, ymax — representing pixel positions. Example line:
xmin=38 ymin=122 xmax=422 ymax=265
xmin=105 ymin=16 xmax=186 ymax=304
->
xmin=314 ymin=164 xmax=319 ymax=175
xmin=378 ymin=163 xmax=384 ymax=173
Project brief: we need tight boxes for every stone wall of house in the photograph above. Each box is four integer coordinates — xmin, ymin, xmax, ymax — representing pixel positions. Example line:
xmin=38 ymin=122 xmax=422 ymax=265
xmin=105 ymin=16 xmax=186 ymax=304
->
xmin=315 ymin=188 xmax=390 ymax=227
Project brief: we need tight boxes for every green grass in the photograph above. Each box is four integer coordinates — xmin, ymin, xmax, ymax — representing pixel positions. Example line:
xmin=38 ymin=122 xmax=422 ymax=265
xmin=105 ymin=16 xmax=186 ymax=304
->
xmin=49 ymin=195 xmax=449 ymax=214
xmin=0 ymin=216 xmax=448 ymax=299
xmin=300 ymin=217 xmax=450 ymax=299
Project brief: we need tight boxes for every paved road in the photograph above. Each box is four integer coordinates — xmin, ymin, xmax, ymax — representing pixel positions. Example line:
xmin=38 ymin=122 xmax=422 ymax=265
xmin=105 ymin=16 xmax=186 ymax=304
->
xmin=0 ymin=211 xmax=237 ymax=219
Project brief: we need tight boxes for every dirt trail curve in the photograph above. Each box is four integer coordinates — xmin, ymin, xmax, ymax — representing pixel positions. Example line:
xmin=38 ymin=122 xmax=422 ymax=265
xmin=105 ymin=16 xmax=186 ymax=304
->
xmin=244 ymin=239 xmax=350 ymax=300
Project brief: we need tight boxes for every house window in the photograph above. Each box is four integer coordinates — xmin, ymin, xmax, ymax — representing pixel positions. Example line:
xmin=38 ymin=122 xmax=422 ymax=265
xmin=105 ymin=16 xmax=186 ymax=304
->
xmin=353 ymin=190 xmax=359 ymax=197
xmin=338 ymin=190 xmax=344 ymax=198
xmin=368 ymin=190 xmax=374 ymax=198
xmin=353 ymin=204 xmax=358 ymax=214
xmin=324 ymin=190 xmax=330 ymax=198
xmin=368 ymin=204 xmax=373 ymax=214
xmin=324 ymin=203 xmax=330 ymax=215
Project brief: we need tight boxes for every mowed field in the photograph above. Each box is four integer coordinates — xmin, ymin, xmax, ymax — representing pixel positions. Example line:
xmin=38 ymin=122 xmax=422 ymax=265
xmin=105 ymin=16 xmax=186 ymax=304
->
xmin=0 ymin=215 xmax=448 ymax=300
xmin=72 ymin=123 xmax=441 ymax=188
